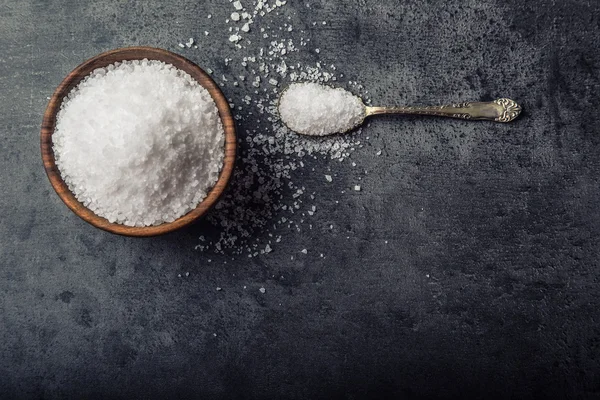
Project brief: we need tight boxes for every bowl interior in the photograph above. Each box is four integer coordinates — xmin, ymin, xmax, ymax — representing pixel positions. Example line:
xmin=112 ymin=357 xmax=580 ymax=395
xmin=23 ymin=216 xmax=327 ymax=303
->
xmin=41 ymin=47 xmax=237 ymax=237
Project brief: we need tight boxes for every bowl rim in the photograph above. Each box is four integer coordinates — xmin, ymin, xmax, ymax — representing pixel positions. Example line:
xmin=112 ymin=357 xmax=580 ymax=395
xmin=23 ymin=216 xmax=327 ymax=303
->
xmin=40 ymin=46 xmax=237 ymax=237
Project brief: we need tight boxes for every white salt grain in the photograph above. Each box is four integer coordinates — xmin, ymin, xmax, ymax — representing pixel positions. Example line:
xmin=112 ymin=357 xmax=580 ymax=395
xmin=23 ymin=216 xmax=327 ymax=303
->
xmin=278 ymin=82 xmax=365 ymax=136
xmin=53 ymin=60 xmax=225 ymax=227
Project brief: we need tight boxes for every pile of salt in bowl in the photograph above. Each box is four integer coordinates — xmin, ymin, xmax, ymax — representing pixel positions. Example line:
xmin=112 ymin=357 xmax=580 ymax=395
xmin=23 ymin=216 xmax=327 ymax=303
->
xmin=53 ymin=59 xmax=225 ymax=227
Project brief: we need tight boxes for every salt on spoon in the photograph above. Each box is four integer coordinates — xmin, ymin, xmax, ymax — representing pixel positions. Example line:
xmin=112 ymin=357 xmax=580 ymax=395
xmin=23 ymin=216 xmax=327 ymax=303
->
xmin=278 ymin=82 xmax=523 ymax=136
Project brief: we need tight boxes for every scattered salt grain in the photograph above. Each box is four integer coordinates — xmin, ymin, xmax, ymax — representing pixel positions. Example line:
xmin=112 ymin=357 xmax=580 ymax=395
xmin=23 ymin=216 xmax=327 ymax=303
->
xmin=53 ymin=60 xmax=225 ymax=227
xmin=259 ymin=287 xmax=266 ymax=293
xmin=354 ymin=185 xmax=361 ymax=191
xmin=178 ymin=1 xmax=370 ymax=257
xmin=325 ymin=175 xmax=332 ymax=182
xmin=278 ymin=82 xmax=365 ymax=136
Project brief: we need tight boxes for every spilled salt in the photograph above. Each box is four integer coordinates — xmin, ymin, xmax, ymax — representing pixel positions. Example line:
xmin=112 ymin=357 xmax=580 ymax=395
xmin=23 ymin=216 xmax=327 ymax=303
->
xmin=278 ymin=82 xmax=365 ymax=136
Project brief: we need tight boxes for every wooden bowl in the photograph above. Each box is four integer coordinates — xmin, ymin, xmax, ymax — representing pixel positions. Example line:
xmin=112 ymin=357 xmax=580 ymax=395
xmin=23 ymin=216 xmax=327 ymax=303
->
xmin=41 ymin=47 xmax=237 ymax=237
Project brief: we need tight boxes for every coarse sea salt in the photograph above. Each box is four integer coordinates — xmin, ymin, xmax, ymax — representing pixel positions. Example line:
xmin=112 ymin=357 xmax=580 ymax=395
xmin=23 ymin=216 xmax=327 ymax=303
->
xmin=278 ymin=82 xmax=365 ymax=136
xmin=182 ymin=1 xmax=371 ymax=258
xmin=53 ymin=60 xmax=225 ymax=227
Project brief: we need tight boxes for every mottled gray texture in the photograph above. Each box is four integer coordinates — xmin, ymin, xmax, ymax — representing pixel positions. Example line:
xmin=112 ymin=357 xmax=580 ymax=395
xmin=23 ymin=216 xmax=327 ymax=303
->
xmin=1 ymin=0 xmax=600 ymax=399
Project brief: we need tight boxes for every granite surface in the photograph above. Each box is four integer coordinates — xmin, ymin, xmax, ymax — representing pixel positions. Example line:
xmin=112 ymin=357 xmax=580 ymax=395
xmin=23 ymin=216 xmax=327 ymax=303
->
xmin=2 ymin=0 xmax=600 ymax=398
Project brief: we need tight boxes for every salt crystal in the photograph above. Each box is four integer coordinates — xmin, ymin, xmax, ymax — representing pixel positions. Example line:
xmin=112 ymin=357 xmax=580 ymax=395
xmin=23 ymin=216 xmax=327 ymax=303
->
xmin=233 ymin=1 xmax=243 ymax=10
xmin=325 ymin=175 xmax=332 ymax=182
xmin=278 ymin=82 xmax=365 ymax=136
xmin=180 ymin=2 xmax=370 ymax=256
xmin=259 ymin=287 xmax=266 ymax=293
xmin=53 ymin=60 xmax=225 ymax=227
xmin=231 ymin=12 xmax=241 ymax=21
xmin=354 ymin=185 xmax=361 ymax=191
xmin=301 ymin=249 xmax=307 ymax=254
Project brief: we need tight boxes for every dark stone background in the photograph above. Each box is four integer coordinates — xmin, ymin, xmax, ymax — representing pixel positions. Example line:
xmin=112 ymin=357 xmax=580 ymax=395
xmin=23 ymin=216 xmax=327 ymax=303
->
xmin=1 ymin=0 xmax=600 ymax=399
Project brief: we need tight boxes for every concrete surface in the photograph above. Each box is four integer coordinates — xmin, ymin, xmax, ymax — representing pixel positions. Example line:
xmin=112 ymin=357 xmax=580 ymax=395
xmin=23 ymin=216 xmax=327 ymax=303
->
xmin=1 ymin=0 xmax=600 ymax=398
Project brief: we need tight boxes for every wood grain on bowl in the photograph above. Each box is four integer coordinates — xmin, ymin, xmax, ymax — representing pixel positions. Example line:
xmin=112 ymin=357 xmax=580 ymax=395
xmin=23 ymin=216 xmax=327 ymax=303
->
xmin=41 ymin=46 xmax=236 ymax=237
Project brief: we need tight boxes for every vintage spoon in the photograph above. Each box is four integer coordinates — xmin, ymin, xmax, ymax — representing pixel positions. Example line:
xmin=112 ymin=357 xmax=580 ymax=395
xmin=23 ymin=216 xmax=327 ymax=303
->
xmin=278 ymin=83 xmax=522 ymax=136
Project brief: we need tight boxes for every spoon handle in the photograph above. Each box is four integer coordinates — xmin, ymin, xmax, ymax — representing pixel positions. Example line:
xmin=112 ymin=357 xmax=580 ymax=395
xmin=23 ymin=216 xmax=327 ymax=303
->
xmin=365 ymin=98 xmax=522 ymax=123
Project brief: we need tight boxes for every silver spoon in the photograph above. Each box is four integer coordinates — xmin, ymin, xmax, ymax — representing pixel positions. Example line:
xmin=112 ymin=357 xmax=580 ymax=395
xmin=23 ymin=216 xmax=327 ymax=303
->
xmin=278 ymin=83 xmax=522 ymax=136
